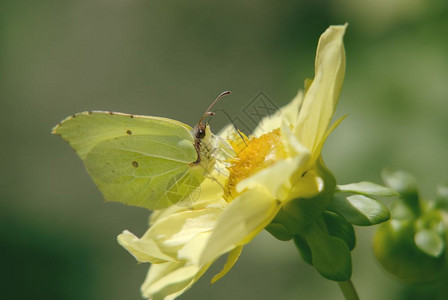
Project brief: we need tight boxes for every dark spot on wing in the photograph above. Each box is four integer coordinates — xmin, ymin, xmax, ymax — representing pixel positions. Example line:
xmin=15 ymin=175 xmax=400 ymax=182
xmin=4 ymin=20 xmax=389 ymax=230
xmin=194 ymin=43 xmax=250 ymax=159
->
xmin=132 ymin=161 xmax=139 ymax=168
xmin=301 ymin=171 xmax=308 ymax=178
xmin=126 ymin=130 xmax=132 ymax=135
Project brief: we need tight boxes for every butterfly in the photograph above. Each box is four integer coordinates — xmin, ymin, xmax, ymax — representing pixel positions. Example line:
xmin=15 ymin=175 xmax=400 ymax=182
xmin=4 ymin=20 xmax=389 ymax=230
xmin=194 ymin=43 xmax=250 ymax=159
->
xmin=52 ymin=91 xmax=231 ymax=210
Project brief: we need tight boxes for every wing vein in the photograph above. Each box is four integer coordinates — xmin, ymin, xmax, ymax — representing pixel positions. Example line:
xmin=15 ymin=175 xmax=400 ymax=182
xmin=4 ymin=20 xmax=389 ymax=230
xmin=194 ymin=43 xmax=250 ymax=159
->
xmin=109 ymin=147 xmax=194 ymax=164
xmin=132 ymin=165 xmax=188 ymax=179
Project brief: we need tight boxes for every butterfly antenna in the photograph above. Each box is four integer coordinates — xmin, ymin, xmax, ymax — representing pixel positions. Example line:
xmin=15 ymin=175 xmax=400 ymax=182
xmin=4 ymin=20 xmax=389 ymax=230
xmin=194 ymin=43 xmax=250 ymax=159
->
xmin=212 ymin=108 xmax=248 ymax=146
xmin=198 ymin=91 xmax=231 ymax=127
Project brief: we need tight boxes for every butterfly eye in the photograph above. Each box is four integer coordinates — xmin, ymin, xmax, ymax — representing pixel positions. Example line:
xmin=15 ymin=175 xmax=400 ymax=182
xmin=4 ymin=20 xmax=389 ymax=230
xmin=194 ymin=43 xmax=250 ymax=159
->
xmin=196 ymin=128 xmax=206 ymax=139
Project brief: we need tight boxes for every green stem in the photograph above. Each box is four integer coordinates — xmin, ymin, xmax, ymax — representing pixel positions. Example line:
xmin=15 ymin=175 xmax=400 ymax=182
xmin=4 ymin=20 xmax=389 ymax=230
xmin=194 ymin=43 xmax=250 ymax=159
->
xmin=337 ymin=280 xmax=359 ymax=300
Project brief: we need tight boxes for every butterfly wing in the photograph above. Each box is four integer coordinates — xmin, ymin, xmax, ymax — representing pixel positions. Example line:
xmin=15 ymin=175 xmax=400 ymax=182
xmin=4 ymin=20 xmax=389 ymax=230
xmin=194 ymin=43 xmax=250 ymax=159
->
xmin=53 ymin=111 xmax=203 ymax=209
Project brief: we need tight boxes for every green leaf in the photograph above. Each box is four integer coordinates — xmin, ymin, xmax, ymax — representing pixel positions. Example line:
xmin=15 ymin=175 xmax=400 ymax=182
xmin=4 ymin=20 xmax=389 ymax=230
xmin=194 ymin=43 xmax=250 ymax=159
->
xmin=414 ymin=229 xmax=445 ymax=257
xmin=328 ymin=195 xmax=390 ymax=226
xmin=337 ymin=181 xmax=398 ymax=197
xmin=323 ymin=211 xmax=356 ymax=250
xmin=301 ymin=223 xmax=352 ymax=281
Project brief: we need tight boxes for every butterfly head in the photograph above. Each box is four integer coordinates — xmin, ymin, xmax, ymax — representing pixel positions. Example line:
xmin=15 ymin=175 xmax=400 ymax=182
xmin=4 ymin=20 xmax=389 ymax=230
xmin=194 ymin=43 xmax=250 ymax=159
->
xmin=196 ymin=91 xmax=231 ymax=138
xmin=191 ymin=91 xmax=231 ymax=165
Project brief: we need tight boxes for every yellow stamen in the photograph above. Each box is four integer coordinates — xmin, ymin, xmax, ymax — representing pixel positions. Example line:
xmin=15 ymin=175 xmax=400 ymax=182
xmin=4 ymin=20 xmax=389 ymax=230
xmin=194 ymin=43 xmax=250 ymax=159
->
xmin=224 ymin=128 xmax=283 ymax=201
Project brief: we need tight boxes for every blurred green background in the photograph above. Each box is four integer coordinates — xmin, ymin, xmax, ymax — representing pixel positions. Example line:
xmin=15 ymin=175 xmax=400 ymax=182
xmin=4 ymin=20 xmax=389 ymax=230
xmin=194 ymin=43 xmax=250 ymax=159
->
xmin=2 ymin=1 xmax=448 ymax=299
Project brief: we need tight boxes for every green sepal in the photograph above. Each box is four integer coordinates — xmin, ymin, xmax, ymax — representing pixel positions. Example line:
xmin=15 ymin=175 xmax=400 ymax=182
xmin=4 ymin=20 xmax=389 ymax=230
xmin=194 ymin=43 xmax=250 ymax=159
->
xmin=293 ymin=234 xmax=313 ymax=265
xmin=337 ymin=181 xmax=398 ymax=197
xmin=271 ymin=208 xmax=303 ymax=235
xmin=328 ymin=195 xmax=390 ymax=226
xmin=323 ymin=211 xmax=356 ymax=251
xmin=414 ymin=209 xmax=446 ymax=257
xmin=300 ymin=222 xmax=352 ymax=281
xmin=414 ymin=229 xmax=445 ymax=257
xmin=283 ymin=194 xmax=331 ymax=233
xmin=265 ymin=223 xmax=293 ymax=241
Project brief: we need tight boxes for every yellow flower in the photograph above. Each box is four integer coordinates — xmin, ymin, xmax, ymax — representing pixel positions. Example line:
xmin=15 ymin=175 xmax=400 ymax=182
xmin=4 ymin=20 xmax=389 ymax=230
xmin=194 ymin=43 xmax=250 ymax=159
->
xmin=118 ymin=24 xmax=347 ymax=300
xmin=201 ymin=23 xmax=346 ymax=264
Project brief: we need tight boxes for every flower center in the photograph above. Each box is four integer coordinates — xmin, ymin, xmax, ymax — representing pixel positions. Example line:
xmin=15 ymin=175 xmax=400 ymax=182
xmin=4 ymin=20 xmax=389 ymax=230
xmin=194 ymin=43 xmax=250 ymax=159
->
xmin=224 ymin=128 xmax=283 ymax=201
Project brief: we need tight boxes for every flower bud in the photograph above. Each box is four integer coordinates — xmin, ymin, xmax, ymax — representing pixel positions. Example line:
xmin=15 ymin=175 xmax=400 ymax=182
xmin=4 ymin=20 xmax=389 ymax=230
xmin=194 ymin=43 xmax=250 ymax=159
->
xmin=373 ymin=171 xmax=447 ymax=283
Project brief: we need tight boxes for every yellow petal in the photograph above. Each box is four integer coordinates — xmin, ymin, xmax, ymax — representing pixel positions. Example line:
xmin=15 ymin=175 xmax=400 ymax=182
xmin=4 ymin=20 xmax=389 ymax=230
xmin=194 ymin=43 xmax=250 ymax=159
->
xmin=211 ymin=246 xmax=243 ymax=284
xmin=177 ymin=231 xmax=211 ymax=264
xmin=295 ymin=24 xmax=347 ymax=159
xmin=216 ymin=123 xmax=237 ymax=139
xmin=150 ymin=204 xmax=190 ymax=226
xmin=280 ymin=120 xmax=310 ymax=157
xmin=252 ymin=90 xmax=304 ymax=137
xmin=314 ymin=115 xmax=347 ymax=157
xmin=236 ymin=153 xmax=309 ymax=200
xmin=200 ymin=188 xmax=281 ymax=265
xmin=212 ymin=134 xmax=236 ymax=161
xmin=150 ymin=176 xmax=227 ymax=225
xmin=160 ymin=209 xmax=221 ymax=250
xmin=120 ymin=208 xmax=223 ymax=265
xmin=141 ymin=261 xmax=211 ymax=300
xmin=289 ymin=169 xmax=324 ymax=199
xmin=117 ymin=230 xmax=176 ymax=263
xmin=193 ymin=175 xmax=228 ymax=207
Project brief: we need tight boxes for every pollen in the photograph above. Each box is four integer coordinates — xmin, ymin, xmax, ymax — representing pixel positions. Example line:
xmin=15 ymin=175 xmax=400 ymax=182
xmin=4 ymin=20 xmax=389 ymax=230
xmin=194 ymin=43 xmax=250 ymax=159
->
xmin=224 ymin=128 xmax=284 ymax=200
